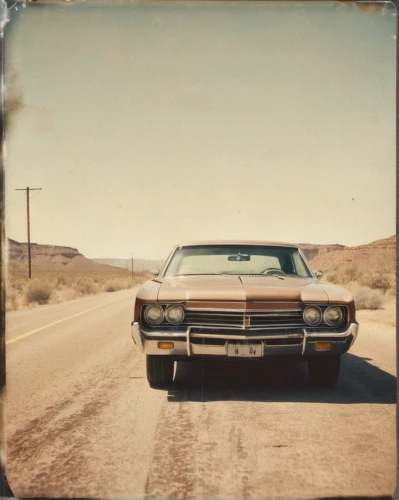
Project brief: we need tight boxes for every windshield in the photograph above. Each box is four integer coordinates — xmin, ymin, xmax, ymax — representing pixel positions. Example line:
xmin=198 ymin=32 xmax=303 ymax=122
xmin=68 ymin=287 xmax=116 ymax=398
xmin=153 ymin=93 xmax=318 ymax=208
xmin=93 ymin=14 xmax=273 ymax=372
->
xmin=163 ymin=245 xmax=312 ymax=278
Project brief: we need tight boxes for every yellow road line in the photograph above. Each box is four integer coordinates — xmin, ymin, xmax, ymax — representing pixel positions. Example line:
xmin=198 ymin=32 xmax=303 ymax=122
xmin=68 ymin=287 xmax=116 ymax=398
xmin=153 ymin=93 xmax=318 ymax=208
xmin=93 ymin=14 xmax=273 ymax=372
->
xmin=6 ymin=294 xmax=135 ymax=345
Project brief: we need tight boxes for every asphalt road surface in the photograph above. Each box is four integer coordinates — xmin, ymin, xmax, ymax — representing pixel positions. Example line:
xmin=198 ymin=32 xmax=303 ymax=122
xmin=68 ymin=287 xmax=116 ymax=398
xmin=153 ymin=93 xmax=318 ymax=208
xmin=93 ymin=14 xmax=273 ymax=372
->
xmin=5 ymin=288 xmax=397 ymax=499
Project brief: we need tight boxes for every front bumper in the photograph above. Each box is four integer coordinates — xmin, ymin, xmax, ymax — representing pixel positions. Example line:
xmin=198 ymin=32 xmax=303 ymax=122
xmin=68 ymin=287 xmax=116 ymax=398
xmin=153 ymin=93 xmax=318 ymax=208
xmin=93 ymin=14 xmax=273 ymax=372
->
xmin=131 ymin=322 xmax=359 ymax=358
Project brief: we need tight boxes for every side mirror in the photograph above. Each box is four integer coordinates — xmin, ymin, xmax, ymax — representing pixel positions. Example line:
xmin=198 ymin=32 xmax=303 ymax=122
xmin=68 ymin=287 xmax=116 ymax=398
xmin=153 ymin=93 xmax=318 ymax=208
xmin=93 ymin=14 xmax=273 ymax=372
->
xmin=150 ymin=269 xmax=160 ymax=277
xmin=314 ymin=270 xmax=324 ymax=281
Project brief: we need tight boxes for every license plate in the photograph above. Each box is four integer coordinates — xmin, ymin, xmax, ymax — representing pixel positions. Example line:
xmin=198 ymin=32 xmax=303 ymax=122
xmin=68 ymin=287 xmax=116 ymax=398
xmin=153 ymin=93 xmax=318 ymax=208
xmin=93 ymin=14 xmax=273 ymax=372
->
xmin=227 ymin=342 xmax=263 ymax=357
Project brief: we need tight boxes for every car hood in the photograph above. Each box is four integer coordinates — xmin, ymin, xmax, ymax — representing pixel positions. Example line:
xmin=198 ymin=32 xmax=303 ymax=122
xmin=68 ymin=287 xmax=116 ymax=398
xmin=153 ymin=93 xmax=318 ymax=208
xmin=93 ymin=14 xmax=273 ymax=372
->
xmin=154 ymin=275 xmax=350 ymax=303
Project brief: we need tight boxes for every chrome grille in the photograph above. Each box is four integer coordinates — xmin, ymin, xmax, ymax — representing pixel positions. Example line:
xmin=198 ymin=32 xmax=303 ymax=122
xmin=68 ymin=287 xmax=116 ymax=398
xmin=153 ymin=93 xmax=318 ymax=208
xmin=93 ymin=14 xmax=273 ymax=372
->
xmin=183 ymin=310 xmax=305 ymax=329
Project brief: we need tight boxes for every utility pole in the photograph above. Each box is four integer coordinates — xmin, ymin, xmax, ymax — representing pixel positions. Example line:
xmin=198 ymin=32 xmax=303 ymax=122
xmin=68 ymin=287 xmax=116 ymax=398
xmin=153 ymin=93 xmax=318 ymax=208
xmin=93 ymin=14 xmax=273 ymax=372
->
xmin=15 ymin=187 xmax=42 ymax=279
xmin=131 ymin=253 xmax=134 ymax=286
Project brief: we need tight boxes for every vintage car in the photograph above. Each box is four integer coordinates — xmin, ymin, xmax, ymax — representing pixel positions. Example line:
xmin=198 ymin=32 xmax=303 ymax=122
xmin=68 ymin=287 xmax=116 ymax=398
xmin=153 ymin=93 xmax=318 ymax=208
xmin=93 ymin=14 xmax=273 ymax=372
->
xmin=131 ymin=241 xmax=359 ymax=388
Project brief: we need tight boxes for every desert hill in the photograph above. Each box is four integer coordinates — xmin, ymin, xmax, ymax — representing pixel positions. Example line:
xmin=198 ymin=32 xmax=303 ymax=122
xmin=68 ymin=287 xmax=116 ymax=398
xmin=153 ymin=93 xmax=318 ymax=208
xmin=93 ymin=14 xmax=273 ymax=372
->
xmin=7 ymin=239 xmax=128 ymax=275
xmin=305 ymin=235 xmax=396 ymax=274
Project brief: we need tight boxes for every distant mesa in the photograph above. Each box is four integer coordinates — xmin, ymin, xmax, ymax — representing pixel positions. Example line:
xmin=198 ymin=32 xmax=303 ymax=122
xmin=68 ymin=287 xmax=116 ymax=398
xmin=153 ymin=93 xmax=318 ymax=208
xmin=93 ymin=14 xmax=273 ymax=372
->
xmin=8 ymin=238 xmax=80 ymax=259
xmin=7 ymin=238 xmax=166 ymax=275
xmin=7 ymin=238 xmax=126 ymax=275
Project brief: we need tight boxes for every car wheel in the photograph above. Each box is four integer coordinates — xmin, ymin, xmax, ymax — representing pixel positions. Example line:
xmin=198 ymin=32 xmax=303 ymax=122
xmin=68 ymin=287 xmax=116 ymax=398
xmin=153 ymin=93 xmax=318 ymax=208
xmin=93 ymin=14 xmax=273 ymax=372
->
xmin=146 ymin=355 xmax=174 ymax=388
xmin=307 ymin=355 xmax=341 ymax=388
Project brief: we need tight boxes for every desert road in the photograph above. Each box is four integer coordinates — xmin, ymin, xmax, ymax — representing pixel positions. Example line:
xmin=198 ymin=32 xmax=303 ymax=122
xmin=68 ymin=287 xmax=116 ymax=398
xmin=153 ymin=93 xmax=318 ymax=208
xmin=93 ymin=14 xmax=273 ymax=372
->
xmin=4 ymin=288 xmax=397 ymax=499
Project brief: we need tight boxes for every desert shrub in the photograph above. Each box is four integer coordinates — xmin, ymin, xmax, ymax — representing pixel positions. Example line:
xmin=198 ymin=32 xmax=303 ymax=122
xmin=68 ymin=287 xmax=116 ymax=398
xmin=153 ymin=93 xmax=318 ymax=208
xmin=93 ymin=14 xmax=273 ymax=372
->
xmin=104 ymin=279 xmax=124 ymax=292
xmin=353 ymin=286 xmax=384 ymax=310
xmin=371 ymin=273 xmax=393 ymax=293
xmin=358 ymin=273 xmax=373 ymax=288
xmin=121 ymin=278 xmax=133 ymax=289
xmin=6 ymin=289 xmax=20 ymax=310
xmin=358 ymin=272 xmax=393 ymax=293
xmin=75 ymin=278 xmax=100 ymax=296
xmin=9 ymin=277 xmax=27 ymax=292
xmin=324 ymin=271 xmax=339 ymax=284
xmin=56 ymin=275 xmax=72 ymax=287
xmin=387 ymin=282 xmax=396 ymax=296
xmin=52 ymin=288 xmax=78 ymax=303
xmin=340 ymin=264 xmax=360 ymax=284
xmin=25 ymin=280 xmax=52 ymax=305
xmin=104 ymin=278 xmax=135 ymax=292
xmin=10 ymin=290 xmax=20 ymax=310
xmin=324 ymin=267 xmax=395 ymax=297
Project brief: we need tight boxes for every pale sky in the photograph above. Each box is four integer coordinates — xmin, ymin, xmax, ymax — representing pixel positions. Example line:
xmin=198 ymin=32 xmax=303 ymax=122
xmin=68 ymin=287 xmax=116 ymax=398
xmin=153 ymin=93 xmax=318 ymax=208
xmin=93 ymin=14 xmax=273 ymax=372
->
xmin=4 ymin=1 xmax=396 ymax=260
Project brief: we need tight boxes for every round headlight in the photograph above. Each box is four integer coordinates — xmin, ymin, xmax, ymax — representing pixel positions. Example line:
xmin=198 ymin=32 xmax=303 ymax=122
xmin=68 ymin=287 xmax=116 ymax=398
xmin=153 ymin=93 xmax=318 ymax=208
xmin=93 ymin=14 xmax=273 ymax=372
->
xmin=144 ymin=304 xmax=164 ymax=325
xmin=323 ymin=306 xmax=343 ymax=326
xmin=303 ymin=306 xmax=322 ymax=326
xmin=165 ymin=305 xmax=185 ymax=325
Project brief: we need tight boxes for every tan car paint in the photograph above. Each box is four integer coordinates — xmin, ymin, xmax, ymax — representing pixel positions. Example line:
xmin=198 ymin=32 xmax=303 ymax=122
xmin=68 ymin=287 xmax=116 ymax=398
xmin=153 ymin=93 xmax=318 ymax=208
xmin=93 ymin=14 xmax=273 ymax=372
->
xmin=134 ymin=274 xmax=356 ymax=322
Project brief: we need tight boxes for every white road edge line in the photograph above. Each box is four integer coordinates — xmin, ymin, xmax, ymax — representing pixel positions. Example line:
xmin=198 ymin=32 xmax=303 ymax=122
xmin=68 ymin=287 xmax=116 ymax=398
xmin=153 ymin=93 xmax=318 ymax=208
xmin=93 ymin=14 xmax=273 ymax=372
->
xmin=6 ymin=294 xmax=135 ymax=346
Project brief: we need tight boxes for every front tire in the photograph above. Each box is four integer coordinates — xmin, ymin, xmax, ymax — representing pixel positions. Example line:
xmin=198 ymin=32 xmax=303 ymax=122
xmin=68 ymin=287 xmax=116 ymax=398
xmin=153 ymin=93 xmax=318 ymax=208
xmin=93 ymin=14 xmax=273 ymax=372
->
xmin=307 ymin=355 xmax=341 ymax=388
xmin=146 ymin=355 xmax=174 ymax=388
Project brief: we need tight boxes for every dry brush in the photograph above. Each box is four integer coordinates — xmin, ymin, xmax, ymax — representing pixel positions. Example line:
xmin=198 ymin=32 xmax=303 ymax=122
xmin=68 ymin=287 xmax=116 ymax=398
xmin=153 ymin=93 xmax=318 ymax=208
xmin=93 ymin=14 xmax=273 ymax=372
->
xmin=6 ymin=271 xmax=152 ymax=310
xmin=323 ymin=264 xmax=395 ymax=310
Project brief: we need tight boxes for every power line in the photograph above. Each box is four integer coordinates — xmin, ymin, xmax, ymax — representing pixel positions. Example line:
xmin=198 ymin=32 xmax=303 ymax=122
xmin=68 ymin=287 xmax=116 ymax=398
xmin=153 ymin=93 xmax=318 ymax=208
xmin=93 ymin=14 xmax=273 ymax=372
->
xmin=15 ymin=187 xmax=42 ymax=279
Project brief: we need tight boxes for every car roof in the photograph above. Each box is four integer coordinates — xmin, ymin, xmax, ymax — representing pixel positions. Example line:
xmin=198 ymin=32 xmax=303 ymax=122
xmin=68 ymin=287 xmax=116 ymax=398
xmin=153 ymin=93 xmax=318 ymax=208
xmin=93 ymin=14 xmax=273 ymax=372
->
xmin=176 ymin=240 xmax=299 ymax=249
